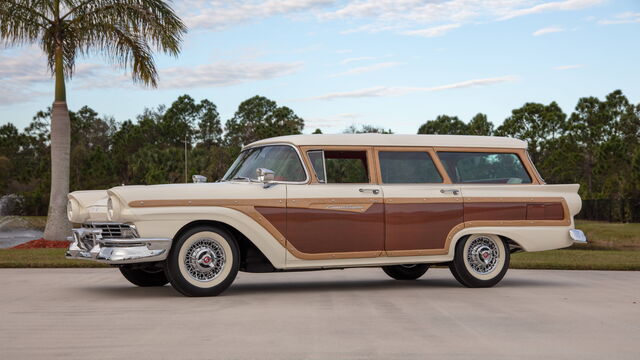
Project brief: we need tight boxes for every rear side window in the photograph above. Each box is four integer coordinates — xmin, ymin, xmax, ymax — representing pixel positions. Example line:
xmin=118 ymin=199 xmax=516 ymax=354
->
xmin=379 ymin=151 xmax=442 ymax=184
xmin=437 ymin=152 xmax=532 ymax=184
xmin=308 ymin=150 xmax=369 ymax=183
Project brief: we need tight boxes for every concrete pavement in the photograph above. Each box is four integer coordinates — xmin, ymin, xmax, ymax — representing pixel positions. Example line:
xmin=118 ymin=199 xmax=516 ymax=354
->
xmin=0 ymin=268 xmax=639 ymax=359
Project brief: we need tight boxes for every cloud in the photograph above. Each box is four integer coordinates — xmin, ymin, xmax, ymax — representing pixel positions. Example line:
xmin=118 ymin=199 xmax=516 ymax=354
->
xmin=533 ymin=26 xmax=566 ymax=36
xmin=330 ymin=62 xmax=400 ymax=77
xmin=554 ymin=64 xmax=583 ymax=70
xmin=178 ymin=0 xmax=336 ymax=30
xmin=402 ymin=23 xmax=461 ymax=38
xmin=341 ymin=56 xmax=376 ymax=64
xmin=499 ymin=0 xmax=606 ymax=20
xmin=326 ymin=0 xmax=604 ymax=37
xmin=598 ymin=11 xmax=640 ymax=25
xmin=175 ymin=0 xmax=606 ymax=38
xmin=305 ymin=113 xmax=361 ymax=129
xmin=308 ymin=75 xmax=518 ymax=100
xmin=159 ymin=62 xmax=303 ymax=88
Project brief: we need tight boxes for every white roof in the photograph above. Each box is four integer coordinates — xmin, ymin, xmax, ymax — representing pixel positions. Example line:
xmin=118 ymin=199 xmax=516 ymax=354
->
xmin=246 ymin=134 xmax=527 ymax=149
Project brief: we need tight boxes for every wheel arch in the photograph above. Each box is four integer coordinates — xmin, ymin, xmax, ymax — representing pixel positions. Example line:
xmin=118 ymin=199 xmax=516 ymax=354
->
xmin=172 ymin=219 xmax=277 ymax=272
xmin=448 ymin=227 xmax=526 ymax=256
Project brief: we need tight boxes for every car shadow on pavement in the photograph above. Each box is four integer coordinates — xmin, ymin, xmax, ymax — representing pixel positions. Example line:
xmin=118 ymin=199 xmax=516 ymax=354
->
xmin=225 ymin=276 xmax=570 ymax=296
xmin=76 ymin=284 xmax=180 ymax=298
xmin=74 ymin=275 xmax=574 ymax=298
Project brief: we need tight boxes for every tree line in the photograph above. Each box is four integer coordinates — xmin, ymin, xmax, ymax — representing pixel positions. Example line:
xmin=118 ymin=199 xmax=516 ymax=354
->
xmin=1 ymin=90 xmax=638 ymax=215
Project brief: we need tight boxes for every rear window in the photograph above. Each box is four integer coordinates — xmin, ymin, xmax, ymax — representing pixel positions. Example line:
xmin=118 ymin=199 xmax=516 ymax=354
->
xmin=437 ymin=152 xmax=532 ymax=184
xmin=379 ymin=151 xmax=442 ymax=184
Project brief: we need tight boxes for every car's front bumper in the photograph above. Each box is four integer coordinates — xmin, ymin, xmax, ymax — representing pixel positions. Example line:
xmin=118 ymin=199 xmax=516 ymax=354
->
xmin=65 ymin=227 xmax=171 ymax=264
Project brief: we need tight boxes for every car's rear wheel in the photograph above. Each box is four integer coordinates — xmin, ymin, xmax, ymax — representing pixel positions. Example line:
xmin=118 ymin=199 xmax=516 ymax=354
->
xmin=165 ymin=226 xmax=240 ymax=297
xmin=382 ymin=264 xmax=430 ymax=280
xmin=119 ymin=263 xmax=169 ymax=287
xmin=449 ymin=234 xmax=509 ymax=288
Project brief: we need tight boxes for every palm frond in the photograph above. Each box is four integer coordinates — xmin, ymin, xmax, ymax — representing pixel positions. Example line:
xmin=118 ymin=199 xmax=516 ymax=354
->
xmin=0 ymin=0 xmax=52 ymax=46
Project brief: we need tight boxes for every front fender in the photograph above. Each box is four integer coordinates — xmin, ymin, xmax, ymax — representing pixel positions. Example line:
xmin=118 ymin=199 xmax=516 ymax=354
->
xmin=129 ymin=206 xmax=287 ymax=268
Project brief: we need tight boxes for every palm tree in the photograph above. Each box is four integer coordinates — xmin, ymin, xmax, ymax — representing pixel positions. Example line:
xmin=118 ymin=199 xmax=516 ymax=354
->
xmin=0 ymin=0 xmax=186 ymax=240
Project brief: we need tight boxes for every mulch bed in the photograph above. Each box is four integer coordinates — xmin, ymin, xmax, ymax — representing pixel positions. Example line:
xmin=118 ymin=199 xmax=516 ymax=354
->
xmin=12 ymin=238 xmax=71 ymax=249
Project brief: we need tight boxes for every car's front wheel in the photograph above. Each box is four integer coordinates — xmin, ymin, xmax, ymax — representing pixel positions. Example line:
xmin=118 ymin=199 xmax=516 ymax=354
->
xmin=382 ymin=264 xmax=430 ymax=280
xmin=165 ymin=226 xmax=240 ymax=297
xmin=119 ymin=263 xmax=169 ymax=287
xmin=449 ymin=234 xmax=510 ymax=288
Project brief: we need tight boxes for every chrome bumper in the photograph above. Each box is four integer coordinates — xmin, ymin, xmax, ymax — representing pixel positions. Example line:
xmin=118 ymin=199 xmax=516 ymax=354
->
xmin=569 ymin=229 xmax=587 ymax=244
xmin=66 ymin=227 xmax=171 ymax=264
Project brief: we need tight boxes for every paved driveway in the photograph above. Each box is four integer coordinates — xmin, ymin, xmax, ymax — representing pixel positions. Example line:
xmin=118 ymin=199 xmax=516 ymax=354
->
xmin=0 ymin=268 xmax=638 ymax=359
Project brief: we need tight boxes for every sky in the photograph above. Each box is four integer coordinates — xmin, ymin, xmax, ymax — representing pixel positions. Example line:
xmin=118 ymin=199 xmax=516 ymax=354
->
xmin=1 ymin=0 xmax=639 ymax=134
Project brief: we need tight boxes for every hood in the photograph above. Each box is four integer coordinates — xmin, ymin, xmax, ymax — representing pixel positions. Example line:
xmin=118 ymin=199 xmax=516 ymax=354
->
xmin=107 ymin=182 xmax=284 ymax=206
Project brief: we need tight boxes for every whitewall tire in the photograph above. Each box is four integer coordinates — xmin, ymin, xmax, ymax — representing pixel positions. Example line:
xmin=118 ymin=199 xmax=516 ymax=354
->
xmin=449 ymin=234 xmax=510 ymax=288
xmin=166 ymin=226 xmax=240 ymax=297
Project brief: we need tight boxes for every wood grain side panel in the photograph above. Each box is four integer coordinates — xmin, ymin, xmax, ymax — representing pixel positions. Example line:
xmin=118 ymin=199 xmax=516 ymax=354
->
xmin=464 ymin=202 xmax=527 ymax=221
xmin=286 ymin=203 xmax=385 ymax=254
xmin=385 ymin=203 xmax=463 ymax=252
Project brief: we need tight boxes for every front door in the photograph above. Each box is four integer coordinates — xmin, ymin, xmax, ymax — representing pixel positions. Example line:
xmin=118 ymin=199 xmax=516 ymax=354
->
xmin=375 ymin=148 xmax=464 ymax=256
xmin=286 ymin=147 xmax=384 ymax=260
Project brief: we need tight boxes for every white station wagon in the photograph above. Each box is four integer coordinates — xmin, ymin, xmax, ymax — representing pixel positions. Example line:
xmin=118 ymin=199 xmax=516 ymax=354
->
xmin=66 ymin=134 xmax=586 ymax=296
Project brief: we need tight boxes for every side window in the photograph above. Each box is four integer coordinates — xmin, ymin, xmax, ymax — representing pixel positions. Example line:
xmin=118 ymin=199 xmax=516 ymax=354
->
xmin=325 ymin=151 xmax=369 ymax=183
xmin=307 ymin=150 xmax=370 ymax=183
xmin=307 ymin=150 xmax=326 ymax=183
xmin=379 ymin=151 xmax=443 ymax=184
xmin=437 ymin=152 xmax=532 ymax=184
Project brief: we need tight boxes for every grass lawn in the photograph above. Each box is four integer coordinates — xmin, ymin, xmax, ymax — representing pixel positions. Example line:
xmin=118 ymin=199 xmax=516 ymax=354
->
xmin=0 ymin=248 xmax=108 ymax=268
xmin=575 ymin=220 xmax=640 ymax=250
xmin=0 ymin=247 xmax=639 ymax=270
xmin=511 ymin=249 xmax=640 ymax=271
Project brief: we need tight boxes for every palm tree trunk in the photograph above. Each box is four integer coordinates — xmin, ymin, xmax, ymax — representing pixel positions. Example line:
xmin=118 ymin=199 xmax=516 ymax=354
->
xmin=43 ymin=45 xmax=71 ymax=240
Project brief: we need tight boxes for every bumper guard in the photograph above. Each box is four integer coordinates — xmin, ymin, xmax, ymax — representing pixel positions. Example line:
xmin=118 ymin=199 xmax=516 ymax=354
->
xmin=66 ymin=227 xmax=171 ymax=264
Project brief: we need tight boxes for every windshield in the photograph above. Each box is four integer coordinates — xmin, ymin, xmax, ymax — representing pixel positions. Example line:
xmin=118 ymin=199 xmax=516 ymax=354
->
xmin=223 ymin=145 xmax=307 ymax=182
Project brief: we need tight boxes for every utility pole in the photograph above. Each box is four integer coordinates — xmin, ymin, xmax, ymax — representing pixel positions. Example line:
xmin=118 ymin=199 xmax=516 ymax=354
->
xmin=184 ymin=133 xmax=188 ymax=183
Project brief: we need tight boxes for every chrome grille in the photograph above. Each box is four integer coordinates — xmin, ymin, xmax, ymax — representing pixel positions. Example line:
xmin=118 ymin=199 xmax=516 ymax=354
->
xmin=82 ymin=223 xmax=138 ymax=239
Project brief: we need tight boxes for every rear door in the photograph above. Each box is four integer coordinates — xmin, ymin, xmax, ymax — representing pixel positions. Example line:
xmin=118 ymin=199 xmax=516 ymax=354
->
xmin=286 ymin=147 xmax=384 ymax=260
xmin=376 ymin=147 xmax=463 ymax=256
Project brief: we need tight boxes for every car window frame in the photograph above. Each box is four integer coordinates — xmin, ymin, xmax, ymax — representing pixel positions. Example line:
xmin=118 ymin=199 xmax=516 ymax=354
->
xmin=230 ymin=143 xmax=310 ymax=184
xmin=433 ymin=147 xmax=538 ymax=185
xmin=301 ymin=146 xmax=377 ymax=185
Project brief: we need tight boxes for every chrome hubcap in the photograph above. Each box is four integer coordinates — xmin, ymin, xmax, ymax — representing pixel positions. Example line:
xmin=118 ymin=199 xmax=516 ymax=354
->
xmin=184 ymin=238 xmax=226 ymax=282
xmin=467 ymin=237 xmax=499 ymax=275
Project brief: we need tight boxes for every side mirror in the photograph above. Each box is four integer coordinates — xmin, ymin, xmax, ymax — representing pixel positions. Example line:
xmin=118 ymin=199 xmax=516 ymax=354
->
xmin=256 ymin=168 xmax=275 ymax=184
xmin=192 ymin=175 xmax=207 ymax=183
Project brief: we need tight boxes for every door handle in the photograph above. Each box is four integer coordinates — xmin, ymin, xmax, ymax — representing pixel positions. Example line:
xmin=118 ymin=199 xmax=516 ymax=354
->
xmin=440 ymin=188 xmax=460 ymax=195
xmin=359 ymin=188 xmax=380 ymax=195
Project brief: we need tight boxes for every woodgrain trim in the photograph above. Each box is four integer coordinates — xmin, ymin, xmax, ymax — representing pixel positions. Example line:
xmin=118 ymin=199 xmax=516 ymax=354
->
xmin=384 ymin=197 xmax=462 ymax=204
xmin=287 ymin=197 xmax=382 ymax=208
xmin=385 ymin=223 xmax=465 ymax=257
xmin=432 ymin=147 xmax=542 ymax=185
xmin=128 ymin=199 xmax=286 ymax=208
xmin=465 ymin=197 xmax=570 ymax=226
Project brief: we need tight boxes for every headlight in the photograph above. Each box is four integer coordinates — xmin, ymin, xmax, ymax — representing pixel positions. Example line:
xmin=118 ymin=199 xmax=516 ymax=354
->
xmin=107 ymin=195 xmax=122 ymax=221
xmin=67 ymin=200 xmax=74 ymax=222
xmin=67 ymin=198 xmax=85 ymax=223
